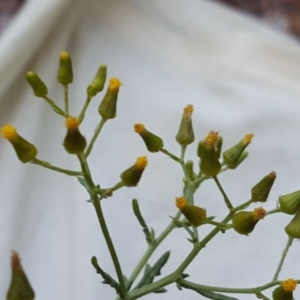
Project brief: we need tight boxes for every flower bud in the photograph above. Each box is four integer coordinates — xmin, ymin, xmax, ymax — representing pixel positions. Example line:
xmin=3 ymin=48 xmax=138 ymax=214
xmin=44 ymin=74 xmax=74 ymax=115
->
xmin=175 ymin=105 xmax=194 ymax=147
xmin=175 ymin=197 xmax=207 ymax=227
xmin=98 ymin=78 xmax=121 ymax=120
xmin=285 ymin=209 xmax=300 ymax=238
xmin=6 ymin=251 xmax=35 ymax=300
xmin=279 ymin=189 xmax=300 ymax=215
xmin=26 ymin=72 xmax=48 ymax=97
xmin=134 ymin=124 xmax=164 ymax=153
xmin=120 ymin=156 xmax=148 ymax=187
xmin=57 ymin=51 xmax=73 ymax=85
xmin=63 ymin=117 xmax=86 ymax=154
xmin=1 ymin=125 xmax=38 ymax=163
xmin=185 ymin=160 xmax=195 ymax=181
xmin=232 ymin=207 xmax=265 ymax=235
xmin=272 ymin=279 xmax=297 ymax=300
xmin=197 ymin=131 xmax=221 ymax=176
xmin=223 ymin=134 xmax=253 ymax=168
xmin=251 ymin=171 xmax=276 ymax=202
xmin=87 ymin=64 xmax=107 ymax=97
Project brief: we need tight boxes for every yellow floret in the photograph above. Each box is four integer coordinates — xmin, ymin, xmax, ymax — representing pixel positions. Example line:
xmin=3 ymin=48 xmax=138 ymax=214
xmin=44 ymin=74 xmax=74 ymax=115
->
xmin=65 ymin=116 xmax=79 ymax=130
xmin=183 ymin=104 xmax=193 ymax=114
xmin=243 ymin=133 xmax=254 ymax=144
xmin=253 ymin=207 xmax=266 ymax=221
xmin=205 ymin=131 xmax=219 ymax=145
xmin=176 ymin=197 xmax=187 ymax=209
xmin=1 ymin=124 xmax=17 ymax=140
xmin=135 ymin=156 xmax=148 ymax=169
xmin=282 ymin=278 xmax=297 ymax=292
xmin=109 ymin=78 xmax=122 ymax=90
xmin=134 ymin=123 xmax=145 ymax=134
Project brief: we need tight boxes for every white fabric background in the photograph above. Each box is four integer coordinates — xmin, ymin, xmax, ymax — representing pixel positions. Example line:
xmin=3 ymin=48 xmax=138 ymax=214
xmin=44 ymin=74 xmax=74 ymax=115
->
xmin=1 ymin=0 xmax=300 ymax=299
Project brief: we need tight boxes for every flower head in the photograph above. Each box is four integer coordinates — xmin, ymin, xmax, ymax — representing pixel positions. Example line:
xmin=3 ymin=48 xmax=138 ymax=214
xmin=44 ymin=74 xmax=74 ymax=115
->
xmin=175 ymin=197 xmax=207 ymax=227
xmin=120 ymin=156 xmax=148 ymax=187
xmin=1 ymin=125 xmax=38 ymax=163
xmin=134 ymin=124 xmax=164 ymax=152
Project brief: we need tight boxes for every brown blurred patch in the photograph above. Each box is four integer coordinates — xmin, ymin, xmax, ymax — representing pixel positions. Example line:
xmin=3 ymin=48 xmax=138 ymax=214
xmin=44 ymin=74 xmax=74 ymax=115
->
xmin=214 ymin=0 xmax=300 ymax=39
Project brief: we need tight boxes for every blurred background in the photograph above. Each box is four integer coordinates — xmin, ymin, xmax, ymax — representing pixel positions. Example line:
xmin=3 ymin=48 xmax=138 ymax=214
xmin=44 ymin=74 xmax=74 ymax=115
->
xmin=5 ymin=0 xmax=300 ymax=40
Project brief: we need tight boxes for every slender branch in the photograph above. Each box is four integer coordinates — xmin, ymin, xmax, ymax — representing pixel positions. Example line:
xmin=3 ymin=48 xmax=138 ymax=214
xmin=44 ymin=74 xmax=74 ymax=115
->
xmin=78 ymin=95 xmax=92 ymax=123
xmin=273 ymin=236 xmax=294 ymax=281
xmin=42 ymin=96 xmax=68 ymax=117
xmin=77 ymin=154 xmax=127 ymax=299
xmin=213 ymin=175 xmax=233 ymax=210
xmin=31 ymin=158 xmax=81 ymax=176
xmin=63 ymin=85 xmax=69 ymax=115
xmin=160 ymin=148 xmax=182 ymax=163
xmin=177 ymin=278 xmax=279 ymax=295
xmin=85 ymin=118 xmax=107 ymax=158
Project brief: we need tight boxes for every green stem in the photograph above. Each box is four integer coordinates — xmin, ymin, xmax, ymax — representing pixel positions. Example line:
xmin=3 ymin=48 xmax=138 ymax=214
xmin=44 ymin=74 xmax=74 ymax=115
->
xmin=127 ymin=214 xmax=232 ymax=299
xmin=43 ymin=96 xmax=68 ymax=117
xmin=63 ymin=85 xmax=69 ymax=115
xmin=77 ymin=154 xmax=127 ymax=299
xmin=213 ymin=175 xmax=233 ymax=210
xmin=160 ymin=148 xmax=182 ymax=163
xmin=31 ymin=158 xmax=81 ymax=176
xmin=85 ymin=118 xmax=107 ymax=158
xmin=177 ymin=278 xmax=279 ymax=295
xmin=266 ymin=207 xmax=282 ymax=216
xmin=233 ymin=199 xmax=253 ymax=212
xmin=78 ymin=95 xmax=92 ymax=123
xmin=273 ymin=236 xmax=294 ymax=281
xmin=125 ymin=211 xmax=181 ymax=290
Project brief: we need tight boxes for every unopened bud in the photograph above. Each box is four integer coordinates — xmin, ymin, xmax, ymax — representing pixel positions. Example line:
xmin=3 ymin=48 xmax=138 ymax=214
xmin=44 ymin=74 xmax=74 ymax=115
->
xmin=175 ymin=105 xmax=194 ymax=147
xmin=232 ymin=207 xmax=265 ymax=235
xmin=1 ymin=125 xmax=38 ymax=163
xmin=197 ymin=131 xmax=221 ymax=176
xmin=175 ymin=197 xmax=207 ymax=227
xmin=98 ymin=78 xmax=121 ymax=120
xmin=57 ymin=51 xmax=73 ymax=85
xmin=134 ymin=124 xmax=164 ymax=153
xmin=120 ymin=156 xmax=148 ymax=187
xmin=223 ymin=134 xmax=253 ymax=168
xmin=251 ymin=171 xmax=276 ymax=202
xmin=6 ymin=251 xmax=35 ymax=300
xmin=63 ymin=117 xmax=86 ymax=154
xmin=185 ymin=160 xmax=195 ymax=181
xmin=26 ymin=72 xmax=48 ymax=97
xmin=285 ymin=209 xmax=300 ymax=238
xmin=279 ymin=189 xmax=300 ymax=215
xmin=87 ymin=64 xmax=107 ymax=97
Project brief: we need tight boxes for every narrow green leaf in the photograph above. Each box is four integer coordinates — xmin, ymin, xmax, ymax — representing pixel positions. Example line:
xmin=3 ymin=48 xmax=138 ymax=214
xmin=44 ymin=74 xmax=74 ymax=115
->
xmin=77 ymin=177 xmax=89 ymax=190
xmin=91 ymin=256 xmax=121 ymax=295
xmin=152 ymin=288 xmax=168 ymax=293
xmin=132 ymin=199 xmax=153 ymax=244
xmin=133 ymin=251 xmax=171 ymax=290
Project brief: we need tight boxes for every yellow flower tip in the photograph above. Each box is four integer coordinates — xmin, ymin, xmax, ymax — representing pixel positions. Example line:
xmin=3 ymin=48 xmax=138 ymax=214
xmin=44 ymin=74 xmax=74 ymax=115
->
xmin=134 ymin=123 xmax=145 ymax=134
xmin=253 ymin=207 xmax=266 ymax=221
xmin=205 ymin=131 xmax=219 ymax=145
xmin=109 ymin=78 xmax=122 ymax=90
xmin=282 ymin=278 xmax=297 ymax=292
xmin=60 ymin=51 xmax=70 ymax=60
xmin=183 ymin=104 xmax=193 ymax=114
xmin=243 ymin=133 xmax=254 ymax=144
xmin=135 ymin=156 xmax=148 ymax=169
xmin=176 ymin=197 xmax=187 ymax=209
xmin=1 ymin=124 xmax=17 ymax=140
xmin=65 ymin=117 xmax=79 ymax=130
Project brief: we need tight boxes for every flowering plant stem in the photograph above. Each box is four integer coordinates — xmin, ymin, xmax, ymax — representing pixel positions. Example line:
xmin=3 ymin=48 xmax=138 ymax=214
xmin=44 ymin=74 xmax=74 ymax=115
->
xmin=273 ymin=236 xmax=294 ymax=281
xmin=77 ymin=153 xmax=128 ymax=299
